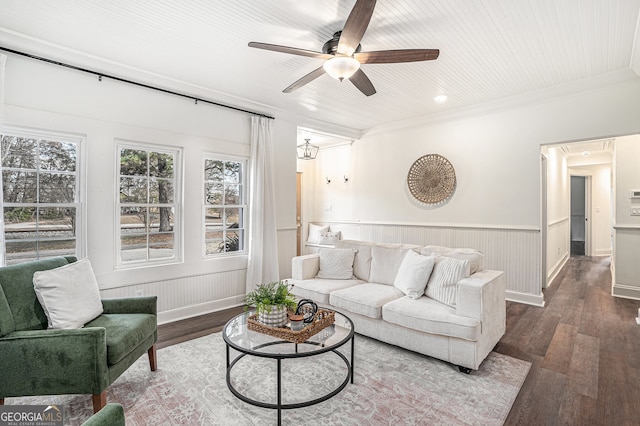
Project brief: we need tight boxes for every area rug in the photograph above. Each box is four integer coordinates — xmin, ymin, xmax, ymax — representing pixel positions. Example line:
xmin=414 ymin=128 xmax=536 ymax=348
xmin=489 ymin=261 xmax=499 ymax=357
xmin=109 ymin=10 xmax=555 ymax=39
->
xmin=9 ymin=333 xmax=530 ymax=425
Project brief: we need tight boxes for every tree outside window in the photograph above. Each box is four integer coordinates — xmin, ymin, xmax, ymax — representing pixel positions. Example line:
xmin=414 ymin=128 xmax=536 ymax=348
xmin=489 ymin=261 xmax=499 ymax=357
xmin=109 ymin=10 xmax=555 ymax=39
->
xmin=203 ymin=157 xmax=245 ymax=255
xmin=1 ymin=133 xmax=80 ymax=265
xmin=118 ymin=144 xmax=179 ymax=264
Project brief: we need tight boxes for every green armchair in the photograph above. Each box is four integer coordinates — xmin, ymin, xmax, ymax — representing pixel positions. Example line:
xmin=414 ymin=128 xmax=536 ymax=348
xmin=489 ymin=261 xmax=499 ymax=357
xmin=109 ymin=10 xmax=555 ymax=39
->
xmin=0 ymin=257 xmax=157 ymax=413
xmin=81 ymin=403 xmax=126 ymax=426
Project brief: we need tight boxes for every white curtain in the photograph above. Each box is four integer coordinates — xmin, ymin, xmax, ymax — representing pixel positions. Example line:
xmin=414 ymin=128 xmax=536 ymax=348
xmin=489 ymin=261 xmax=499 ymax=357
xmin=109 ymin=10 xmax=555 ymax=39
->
xmin=0 ymin=54 xmax=7 ymax=266
xmin=245 ymin=115 xmax=279 ymax=292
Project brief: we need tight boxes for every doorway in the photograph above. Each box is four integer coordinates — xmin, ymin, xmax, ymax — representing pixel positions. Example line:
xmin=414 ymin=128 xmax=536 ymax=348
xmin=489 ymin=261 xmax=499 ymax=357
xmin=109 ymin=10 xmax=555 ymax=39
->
xmin=570 ymin=176 xmax=587 ymax=255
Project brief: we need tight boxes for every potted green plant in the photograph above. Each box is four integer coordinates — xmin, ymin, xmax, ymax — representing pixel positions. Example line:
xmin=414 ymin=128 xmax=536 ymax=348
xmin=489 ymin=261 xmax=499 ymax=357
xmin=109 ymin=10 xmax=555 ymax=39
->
xmin=245 ymin=280 xmax=297 ymax=327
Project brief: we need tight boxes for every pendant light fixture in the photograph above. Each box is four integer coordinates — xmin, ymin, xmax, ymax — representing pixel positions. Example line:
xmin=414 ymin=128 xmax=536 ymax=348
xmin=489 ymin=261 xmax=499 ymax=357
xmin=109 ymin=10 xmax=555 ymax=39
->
xmin=296 ymin=138 xmax=319 ymax=160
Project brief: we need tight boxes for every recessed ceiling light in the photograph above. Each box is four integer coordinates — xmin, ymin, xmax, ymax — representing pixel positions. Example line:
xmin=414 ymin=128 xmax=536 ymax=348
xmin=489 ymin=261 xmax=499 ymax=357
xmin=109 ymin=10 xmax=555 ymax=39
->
xmin=434 ymin=95 xmax=448 ymax=103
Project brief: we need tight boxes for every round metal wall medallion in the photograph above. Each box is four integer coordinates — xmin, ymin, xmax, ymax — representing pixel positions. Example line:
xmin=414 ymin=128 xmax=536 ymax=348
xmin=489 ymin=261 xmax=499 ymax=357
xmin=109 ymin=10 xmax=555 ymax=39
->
xmin=407 ymin=154 xmax=456 ymax=205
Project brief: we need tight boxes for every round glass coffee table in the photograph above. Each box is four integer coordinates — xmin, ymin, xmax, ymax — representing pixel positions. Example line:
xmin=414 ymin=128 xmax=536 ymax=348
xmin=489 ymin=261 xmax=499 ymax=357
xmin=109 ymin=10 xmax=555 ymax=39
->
xmin=223 ymin=310 xmax=354 ymax=425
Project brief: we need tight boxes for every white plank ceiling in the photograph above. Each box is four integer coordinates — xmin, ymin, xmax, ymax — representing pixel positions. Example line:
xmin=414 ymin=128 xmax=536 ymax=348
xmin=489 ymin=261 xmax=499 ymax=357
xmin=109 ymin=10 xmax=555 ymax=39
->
xmin=0 ymin=0 xmax=639 ymax=135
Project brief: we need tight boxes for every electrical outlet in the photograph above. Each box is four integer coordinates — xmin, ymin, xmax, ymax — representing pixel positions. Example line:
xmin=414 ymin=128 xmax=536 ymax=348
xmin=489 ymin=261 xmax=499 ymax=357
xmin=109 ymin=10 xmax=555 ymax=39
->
xmin=631 ymin=207 xmax=640 ymax=216
xmin=135 ymin=289 xmax=144 ymax=297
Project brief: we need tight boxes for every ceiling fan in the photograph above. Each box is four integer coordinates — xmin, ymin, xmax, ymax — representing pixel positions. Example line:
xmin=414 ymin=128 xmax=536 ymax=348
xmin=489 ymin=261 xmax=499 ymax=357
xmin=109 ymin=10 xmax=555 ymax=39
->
xmin=248 ymin=0 xmax=439 ymax=96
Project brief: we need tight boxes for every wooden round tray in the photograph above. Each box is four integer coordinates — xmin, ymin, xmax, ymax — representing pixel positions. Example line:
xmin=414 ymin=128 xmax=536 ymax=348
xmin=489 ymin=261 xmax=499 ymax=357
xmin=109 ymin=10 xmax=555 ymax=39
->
xmin=247 ymin=309 xmax=335 ymax=344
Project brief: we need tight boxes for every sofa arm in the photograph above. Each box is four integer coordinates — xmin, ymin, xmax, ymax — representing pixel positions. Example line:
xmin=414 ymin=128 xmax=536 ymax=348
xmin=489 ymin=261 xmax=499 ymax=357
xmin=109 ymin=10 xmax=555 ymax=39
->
xmin=292 ymin=254 xmax=320 ymax=280
xmin=456 ymin=270 xmax=506 ymax=323
xmin=0 ymin=328 xmax=109 ymax=397
xmin=101 ymin=296 xmax=157 ymax=315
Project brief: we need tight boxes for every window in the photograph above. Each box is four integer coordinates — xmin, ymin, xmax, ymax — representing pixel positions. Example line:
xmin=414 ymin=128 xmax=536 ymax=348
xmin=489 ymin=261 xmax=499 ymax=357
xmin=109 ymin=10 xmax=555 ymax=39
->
xmin=117 ymin=142 xmax=181 ymax=265
xmin=1 ymin=130 xmax=82 ymax=265
xmin=203 ymin=156 xmax=246 ymax=256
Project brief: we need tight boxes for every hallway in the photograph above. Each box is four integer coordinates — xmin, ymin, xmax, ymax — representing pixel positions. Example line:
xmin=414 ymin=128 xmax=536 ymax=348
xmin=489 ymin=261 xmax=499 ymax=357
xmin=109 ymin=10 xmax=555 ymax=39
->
xmin=498 ymin=256 xmax=640 ymax=425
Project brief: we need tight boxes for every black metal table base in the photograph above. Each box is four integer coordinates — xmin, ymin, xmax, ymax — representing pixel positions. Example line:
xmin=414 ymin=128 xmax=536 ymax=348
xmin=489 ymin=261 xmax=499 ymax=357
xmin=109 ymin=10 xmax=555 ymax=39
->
xmin=225 ymin=338 xmax=355 ymax=425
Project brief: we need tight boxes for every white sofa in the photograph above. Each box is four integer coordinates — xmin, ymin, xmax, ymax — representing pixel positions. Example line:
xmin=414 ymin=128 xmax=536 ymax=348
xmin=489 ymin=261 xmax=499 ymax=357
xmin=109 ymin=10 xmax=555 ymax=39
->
xmin=289 ymin=240 xmax=506 ymax=372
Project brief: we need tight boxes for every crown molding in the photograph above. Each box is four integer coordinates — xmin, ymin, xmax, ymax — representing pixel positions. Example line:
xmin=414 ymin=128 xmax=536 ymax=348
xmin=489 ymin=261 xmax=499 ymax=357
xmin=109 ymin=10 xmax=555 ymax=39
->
xmin=364 ymin=69 xmax=640 ymax=138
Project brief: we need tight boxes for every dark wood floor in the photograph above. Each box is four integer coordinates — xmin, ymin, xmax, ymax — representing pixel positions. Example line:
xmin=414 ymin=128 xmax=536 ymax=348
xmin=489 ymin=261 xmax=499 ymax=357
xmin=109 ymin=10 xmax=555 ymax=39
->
xmin=157 ymin=256 xmax=640 ymax=425
xmin=497 ymin=255 xmax=640 ymax=426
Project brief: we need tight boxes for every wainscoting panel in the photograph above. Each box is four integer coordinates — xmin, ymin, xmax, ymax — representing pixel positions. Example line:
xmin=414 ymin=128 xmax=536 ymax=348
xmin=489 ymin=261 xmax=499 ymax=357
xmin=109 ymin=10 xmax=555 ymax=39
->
xmin=98 ymin=228 xmax=300 ymax=325
xmin=547 ymin=217 xmax=570 ymax=286
xmin=612 ymin=225 xmax=640 ymax=300
xmin=307 ymin=220 xmax=543 ymax=305
xmin=100 ymin=269 xmax=246 ymax=324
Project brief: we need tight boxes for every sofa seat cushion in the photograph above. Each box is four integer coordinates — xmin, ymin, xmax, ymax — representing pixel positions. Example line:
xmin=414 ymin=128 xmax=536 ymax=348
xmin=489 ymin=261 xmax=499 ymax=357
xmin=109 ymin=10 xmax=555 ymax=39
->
xmin=382 ymin=296 xmax=481 ymax=341
xmin=330 ymin=283 xmax=404 ymax=319
xmin=290 ymin=278 xmax=364 ymax=305
xmin=85 ymin=313 xmax=156 ymax=365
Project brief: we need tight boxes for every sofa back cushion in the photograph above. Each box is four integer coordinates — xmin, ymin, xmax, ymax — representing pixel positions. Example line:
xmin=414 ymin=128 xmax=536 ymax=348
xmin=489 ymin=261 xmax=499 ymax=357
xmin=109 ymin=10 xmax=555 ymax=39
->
xmin=336 ymin=240 xmax=374 ymax=281
xmin=0 ymin=257 xmax=74 ymax=336
xmin=420 ymin=246 xmax=484 ymax=274
xmin=369 ymin=243 xmax=421 ymax=285
xmin=0 ymin=286 xmax=15 ymax=337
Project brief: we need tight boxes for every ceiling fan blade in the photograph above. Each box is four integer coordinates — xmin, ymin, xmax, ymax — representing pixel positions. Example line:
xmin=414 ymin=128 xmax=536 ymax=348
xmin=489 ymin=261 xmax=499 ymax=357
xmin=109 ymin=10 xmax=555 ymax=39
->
xmin=355 ymin=49 xmax=440 ymax=64
xmin=248 ymin=42 xmax=333 ymax=60
xmin=349 ymin=69 xmax=376 ymax=96
xmin=337 ymin=0 xmax=377 ymax=56
xmin=283 ymin=67 xmax=326 ymax=93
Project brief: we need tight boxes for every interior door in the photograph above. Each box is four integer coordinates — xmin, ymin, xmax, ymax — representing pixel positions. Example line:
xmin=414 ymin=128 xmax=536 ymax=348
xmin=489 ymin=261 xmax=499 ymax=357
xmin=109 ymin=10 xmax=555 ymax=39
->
xmin=570 ymin=176 xmax=586 ymax=256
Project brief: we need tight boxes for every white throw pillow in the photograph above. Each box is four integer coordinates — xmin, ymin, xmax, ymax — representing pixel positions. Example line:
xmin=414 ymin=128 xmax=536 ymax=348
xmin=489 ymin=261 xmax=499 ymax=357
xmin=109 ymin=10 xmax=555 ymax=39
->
xmin=336 ymin=240 xmax=373 ymax=281
xmin=316 ymin=248 xmax=356 ymax=279
xmin=425 ymin=256 xmax=471 ymax=307
xmin=393 ymin=251 xmax=436 ymax=299
xmin=318 ymin=230 xmax=341 ymax=245
xmin=307 ymin=223 xmax=330 ymax=244
xmin=33 ymin=259 xmax=104 ymax=329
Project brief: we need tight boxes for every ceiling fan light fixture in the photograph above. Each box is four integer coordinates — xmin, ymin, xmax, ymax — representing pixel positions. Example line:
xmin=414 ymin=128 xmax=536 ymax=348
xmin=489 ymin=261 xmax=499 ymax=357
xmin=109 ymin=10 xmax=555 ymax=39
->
xmin=323 ymin=56 xmax=360 ymax=81
xmin=297 ymin=138 xmax=319 ymax=160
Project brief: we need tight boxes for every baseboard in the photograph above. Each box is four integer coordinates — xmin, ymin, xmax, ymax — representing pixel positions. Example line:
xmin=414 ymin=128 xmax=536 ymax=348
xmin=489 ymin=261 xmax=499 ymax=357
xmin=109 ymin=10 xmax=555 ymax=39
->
xmin=546 ymin=253 xmax=569 ymax=287
xmin=593 ymin=248 xmax=612 ymax=256
xmin=158 ymin=295 xmax=245 ymax=325
xmin=506 ymin=290 xmax=545 ymax=307
xmin=612 ymin=283 xmax=640 ymax=301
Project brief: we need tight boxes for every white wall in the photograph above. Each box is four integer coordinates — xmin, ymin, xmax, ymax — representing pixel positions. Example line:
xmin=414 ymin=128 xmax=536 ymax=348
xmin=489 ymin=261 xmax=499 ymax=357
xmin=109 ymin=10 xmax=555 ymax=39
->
xmin=302 ymin=75 xmax=640 ymax=305
xmin=613 ymin=135 xmax=640 ymax=299
xmin=2 ymin=55 xmax=298 ymax=323
xmin=544 ymin=146 xmax=570 ymax=285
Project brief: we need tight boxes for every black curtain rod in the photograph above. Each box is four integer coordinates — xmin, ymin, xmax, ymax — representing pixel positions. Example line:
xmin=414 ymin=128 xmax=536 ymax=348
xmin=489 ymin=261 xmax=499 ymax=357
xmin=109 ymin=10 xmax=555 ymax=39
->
xmin=0 ymin=46 xmax=275 ymax=120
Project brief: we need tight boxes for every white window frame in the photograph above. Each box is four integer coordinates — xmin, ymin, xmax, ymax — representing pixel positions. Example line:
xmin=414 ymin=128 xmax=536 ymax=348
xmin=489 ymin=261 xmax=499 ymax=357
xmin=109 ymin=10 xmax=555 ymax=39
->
xmin=115 ymin=140 xmax=182 ymax=268
xmin=202 ymin=153 xmax=247 ymax=257
xmin=1 ymin=126 xmax=86 ymax=265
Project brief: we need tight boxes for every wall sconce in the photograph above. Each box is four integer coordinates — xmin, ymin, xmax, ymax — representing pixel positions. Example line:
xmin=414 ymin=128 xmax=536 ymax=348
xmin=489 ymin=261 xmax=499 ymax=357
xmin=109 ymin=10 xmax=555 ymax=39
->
xmin=326 ymin=177 xmax=331 ymax=184
xmin=343 ymin=175 xmax=349 ymax=183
